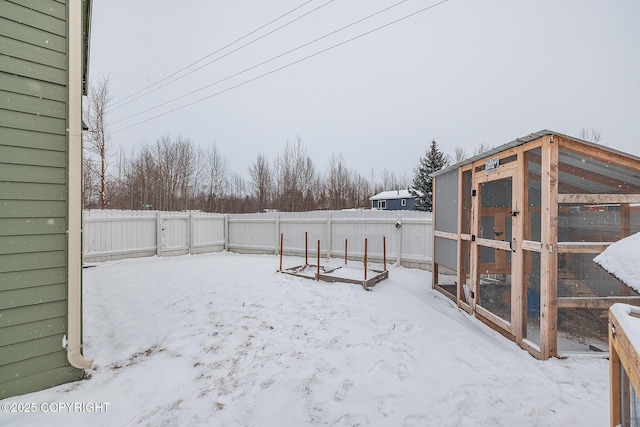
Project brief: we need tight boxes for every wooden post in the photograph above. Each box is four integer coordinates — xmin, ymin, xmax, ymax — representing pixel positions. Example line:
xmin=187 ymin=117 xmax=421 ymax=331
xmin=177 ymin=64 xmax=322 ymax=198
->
xmin=383 ymin=236 xmax=387 ymax=271
xmin=279 ymin=233 xmax=283 ymax=271
xmin=344 ymin=239 xmax=348 ymax=265
xmin=609 ymin=311 xmax=622 ymax=427
xmin=364 ymin=238 xmax=368 ymax=281
xmin=305 ymin=231 xmax=308 ymax=266
xmin=621 ymin=204 xmax=631 ymax=296
xmin=396 ymin=213 xmax=402 ymax=267
xmin=317 ymin=240 xmax=321 ymax=281
xmin=540 ymin=135 xmax=559 ymax=359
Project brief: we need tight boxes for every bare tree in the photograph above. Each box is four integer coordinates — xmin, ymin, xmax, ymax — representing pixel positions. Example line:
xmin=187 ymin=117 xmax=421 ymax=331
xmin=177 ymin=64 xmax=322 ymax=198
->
xmin=107 ymin=146 xmax=131 ymax=209
xmin=82 ymin=156 xmax=98 ymax=208
xmin=83 ymin=77 xmax=111 ymax=209
xmin=472 ymin=143 xmax=493 ymax=156
xmin=224 ymin=172 xmax=250 ymax=213
xmin=579 ymin=127 xmax=605 ymax=145
xmin=355 ymin=172 xmax=374 ymax=208
xmin=137 ymin=145 xmax=157 ymax=210
xmin=204 ymin=144 xmax=229 ymax=212
xmin=273 ymin=137 xmax=316 ymax=212
xmin=380 ymin=168 xmax=409 ymax=191
xmin=174 ymin=136 xmax=197 ymax=211
xmin=190 ymin=146 xmax=206 ymax=210
xmin=327 ymin=154 xmax=350 ymax=210
xmin=248 ymin=153 xmax=272 ymax=212
xmin=452 ymin=146 xmax=468 ymax=163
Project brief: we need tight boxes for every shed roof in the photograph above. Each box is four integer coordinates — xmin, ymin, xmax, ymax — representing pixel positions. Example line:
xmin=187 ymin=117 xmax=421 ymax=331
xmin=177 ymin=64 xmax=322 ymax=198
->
xmin=370 ymin=189 xmax=416 ymax=201
xmin=432 ymin=129 xmax=640 ymax=177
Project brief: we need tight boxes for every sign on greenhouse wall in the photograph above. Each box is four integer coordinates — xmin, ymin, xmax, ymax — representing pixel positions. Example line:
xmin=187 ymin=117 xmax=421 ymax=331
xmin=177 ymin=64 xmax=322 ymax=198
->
xmin=485 ymin=157 xmax=500 ymax=173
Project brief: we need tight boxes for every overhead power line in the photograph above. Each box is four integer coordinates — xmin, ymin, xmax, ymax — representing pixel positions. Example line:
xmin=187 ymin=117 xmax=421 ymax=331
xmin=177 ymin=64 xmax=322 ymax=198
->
xmin=110 ymin=0 xmax=319 ymax=108
xmin=112 ymin=0 xmax=449 ymax=134
xmin=112 ymin=0 xmax=410 ymax=126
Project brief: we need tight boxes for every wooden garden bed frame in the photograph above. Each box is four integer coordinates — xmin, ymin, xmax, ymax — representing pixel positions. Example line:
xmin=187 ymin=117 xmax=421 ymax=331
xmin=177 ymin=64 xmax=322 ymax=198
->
xmin=279 ymin=232 xmax=389 ymax=291
xmin=281 ymin=264 xmax=389 ymax=291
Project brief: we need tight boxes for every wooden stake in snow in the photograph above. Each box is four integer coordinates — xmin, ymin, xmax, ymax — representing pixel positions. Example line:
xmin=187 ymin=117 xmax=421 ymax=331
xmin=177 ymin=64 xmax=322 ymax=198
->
xmin=317 ymin=240 xmax=321 ymax=281
xmin=279 ymin=233 xmax=284 ymax=271
xmin=305 ymin=231 xmax=308 ymax=266
xmin=364 ymin=238 xmax=368 ymax=281
xmin=383 ymin=236 xmax=387 ymax=272
xmin=344 ymin=239 xmax=348 ymax=265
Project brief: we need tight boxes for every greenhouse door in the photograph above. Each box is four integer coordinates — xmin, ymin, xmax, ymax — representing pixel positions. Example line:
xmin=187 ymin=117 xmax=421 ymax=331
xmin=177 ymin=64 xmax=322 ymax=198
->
xmin=472 ymin=166 xmax=517 ymax=334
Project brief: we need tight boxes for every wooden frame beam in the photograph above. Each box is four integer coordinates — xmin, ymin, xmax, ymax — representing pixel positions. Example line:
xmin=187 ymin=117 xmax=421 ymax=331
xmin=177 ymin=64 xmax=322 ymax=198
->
xmin=557 ymin=242 xmax=611 ymax=253
xmin=558 ymin=297 xmax=640 ymax=309
xmin=434 ymin=230 xmax=458 ymax=240
xmin=557 ymin=194 xmax=640 ymax=204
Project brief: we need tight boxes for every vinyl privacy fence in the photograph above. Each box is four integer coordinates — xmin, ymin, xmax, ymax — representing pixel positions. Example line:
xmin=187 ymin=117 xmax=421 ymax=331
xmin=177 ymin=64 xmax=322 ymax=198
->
xmin=83 ymin=210 xmax=433 ymax=269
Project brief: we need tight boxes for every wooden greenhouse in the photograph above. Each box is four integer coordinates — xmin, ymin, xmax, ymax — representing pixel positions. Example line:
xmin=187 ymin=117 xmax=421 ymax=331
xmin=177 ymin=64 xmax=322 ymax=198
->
xmin=431 ymin=130 xmax=640 ymax=360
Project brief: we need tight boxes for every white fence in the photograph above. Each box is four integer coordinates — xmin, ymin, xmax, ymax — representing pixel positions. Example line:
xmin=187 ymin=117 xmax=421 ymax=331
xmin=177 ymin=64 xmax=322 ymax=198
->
xmin=83 ymin=210 xmax=433 ymax=269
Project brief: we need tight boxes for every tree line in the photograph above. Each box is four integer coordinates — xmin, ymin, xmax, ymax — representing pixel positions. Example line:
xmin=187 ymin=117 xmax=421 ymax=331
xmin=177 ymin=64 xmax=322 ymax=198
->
xmin=84 ymin=78 xmax=604 ymax=213
xmin=83 ymin=131 xmax=411 ymax=213
xmin=81 ymin=79 xmax=487 ymax=213
xmin=83 ymin=78 xmax=409 ymax=213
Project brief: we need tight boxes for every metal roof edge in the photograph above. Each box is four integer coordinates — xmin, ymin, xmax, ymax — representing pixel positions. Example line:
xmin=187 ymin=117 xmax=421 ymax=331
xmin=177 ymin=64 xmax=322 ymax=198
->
xmin=431 ymin=129 xmax=640 ymax=177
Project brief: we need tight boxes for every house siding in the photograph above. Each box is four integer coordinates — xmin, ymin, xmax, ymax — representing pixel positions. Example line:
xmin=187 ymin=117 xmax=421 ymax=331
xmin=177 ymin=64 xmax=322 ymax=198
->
xmin=372 ymin=198 xmax=417 ymax=210
xmin=0 ymin=0 xmax=84 ymax=399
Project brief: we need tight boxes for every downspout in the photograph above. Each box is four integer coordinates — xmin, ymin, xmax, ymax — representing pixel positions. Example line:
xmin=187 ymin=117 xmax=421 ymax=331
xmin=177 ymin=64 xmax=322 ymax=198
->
xmin=67 ymin=0 xmax=93 ymax=370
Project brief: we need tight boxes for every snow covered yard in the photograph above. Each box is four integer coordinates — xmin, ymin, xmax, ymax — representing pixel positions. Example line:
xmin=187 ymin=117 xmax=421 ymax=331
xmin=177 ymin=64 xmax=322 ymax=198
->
xmin=4 ymin=252 xmax=609 ymax=426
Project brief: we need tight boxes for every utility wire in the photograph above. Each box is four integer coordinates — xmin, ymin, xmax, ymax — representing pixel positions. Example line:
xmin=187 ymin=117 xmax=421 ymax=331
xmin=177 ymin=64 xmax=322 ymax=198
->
xmin=112 ymin=0 xmax=337 ymax=111
xmin=112 ymin=0 xmax=449 ymax=134
xmin=110 ymin=0 xmax=317 ymax=108
xmin=112 ymin=0 xmax=409 ymax=125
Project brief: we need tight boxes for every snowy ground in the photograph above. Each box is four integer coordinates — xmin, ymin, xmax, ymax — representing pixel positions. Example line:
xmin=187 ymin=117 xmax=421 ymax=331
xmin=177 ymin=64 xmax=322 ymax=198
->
xmin=4 ymin=252 xmax=609 ymax=426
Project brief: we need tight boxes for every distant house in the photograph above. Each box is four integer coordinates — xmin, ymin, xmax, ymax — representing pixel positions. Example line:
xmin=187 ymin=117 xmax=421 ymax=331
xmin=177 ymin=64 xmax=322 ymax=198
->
xmin=1 ymin=0 xmax=93 ymax=398
xmin=369 ymin=189 xmax=418 ymax=210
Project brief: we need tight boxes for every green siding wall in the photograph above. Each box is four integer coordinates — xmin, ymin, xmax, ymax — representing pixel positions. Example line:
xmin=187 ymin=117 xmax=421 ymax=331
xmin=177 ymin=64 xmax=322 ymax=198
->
xmin=0 ymin=0 xmax=83 ymax=399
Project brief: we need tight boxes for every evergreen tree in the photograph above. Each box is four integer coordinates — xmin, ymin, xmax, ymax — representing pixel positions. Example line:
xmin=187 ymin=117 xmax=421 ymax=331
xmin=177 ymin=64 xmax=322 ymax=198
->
xmin=411 ymin=139 xmax=447 ymax=211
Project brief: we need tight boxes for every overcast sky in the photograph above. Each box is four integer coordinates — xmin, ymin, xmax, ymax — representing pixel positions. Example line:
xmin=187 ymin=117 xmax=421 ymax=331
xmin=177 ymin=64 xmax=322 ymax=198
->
xmin=89 ymin=0 xmax=640 ymax=181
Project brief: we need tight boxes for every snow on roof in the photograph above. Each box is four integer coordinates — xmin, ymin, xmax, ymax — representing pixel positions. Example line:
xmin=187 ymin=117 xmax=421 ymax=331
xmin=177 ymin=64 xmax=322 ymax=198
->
xmin=593 ymin=232 xmax=640 ymax=293
xmin=369 ymin=189 xmax=417 ymax=201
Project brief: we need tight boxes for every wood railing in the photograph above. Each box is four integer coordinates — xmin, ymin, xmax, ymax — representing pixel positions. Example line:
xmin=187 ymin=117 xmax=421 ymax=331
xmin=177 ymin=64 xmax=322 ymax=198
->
xmin=609 ymin=303 xmax=640 ymax=426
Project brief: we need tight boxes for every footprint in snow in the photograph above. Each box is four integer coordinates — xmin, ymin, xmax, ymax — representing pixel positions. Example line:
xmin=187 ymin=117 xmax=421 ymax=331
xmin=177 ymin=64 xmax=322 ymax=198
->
xmin=368 ymin=360 xmax=393 ymax=374
xmin=397 ymin=363 xmax=411 ymax=382
xmin=334 ymin=379 xmax=354 ymax=402
xmin=332 ymin=413 xmax=369 ymax=426
xmin=376 ymin=395 xmax=400 ymax=417
xmin=260 ymin=378 xmax=275 ymax=389
xmin=403 ymin=415 xmax=428 ymax=427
